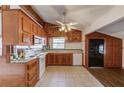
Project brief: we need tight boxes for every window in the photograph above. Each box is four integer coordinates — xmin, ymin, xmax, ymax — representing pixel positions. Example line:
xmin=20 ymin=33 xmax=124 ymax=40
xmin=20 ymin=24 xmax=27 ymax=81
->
xmin=52 ymin=37 xmax=65 ymax=49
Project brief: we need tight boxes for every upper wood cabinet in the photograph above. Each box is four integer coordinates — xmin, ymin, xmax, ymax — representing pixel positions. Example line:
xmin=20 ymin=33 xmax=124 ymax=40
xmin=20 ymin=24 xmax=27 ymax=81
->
xmin=22 ymin=14 xmax=31 ymax=33
xmin=66 ymin=30 xmax=82 ymax=42
xmin=3 ymin=9 xmax=45 ymax=45
xmin=44 ymin=23 xmax=82 ymax=42
xmin=3 ymin=10 xmax=32 ymax=45
xmin=31 ymin=22 xmax=38 ymax=35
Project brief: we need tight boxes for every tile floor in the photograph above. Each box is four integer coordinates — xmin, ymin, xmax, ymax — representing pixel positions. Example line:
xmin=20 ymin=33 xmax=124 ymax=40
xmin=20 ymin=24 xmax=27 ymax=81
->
xmin=35 ymin=66 xmax=104 ymax=87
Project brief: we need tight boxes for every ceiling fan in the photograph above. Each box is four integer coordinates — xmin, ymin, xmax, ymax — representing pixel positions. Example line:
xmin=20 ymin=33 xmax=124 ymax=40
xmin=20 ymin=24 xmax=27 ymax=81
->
xmin=53 ymin=10 xmax=78 ymax=32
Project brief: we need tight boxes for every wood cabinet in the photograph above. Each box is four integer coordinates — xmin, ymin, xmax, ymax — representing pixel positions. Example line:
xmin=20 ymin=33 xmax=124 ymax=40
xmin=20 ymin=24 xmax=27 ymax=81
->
xmin=1 ymin=58 xmax=39 ymax=87
xmin=66 ymin=30 xmax=82 ymax=42
xmin=22 ymin=14 xmax=31 ymax=33
xmin=3 ymin=10 xmax=32 ymax=45
xmin=44 ymin=23 xmax=82 ymax=42
xmin=31 ymin=20 xmax=46 ymax=37
xmin=46 ymin=53 xmax=73 ymax=66
xmin=31 ymin=22 xmax=38 ymax=35
xmin=3 ymin=9 xmax=45 ymax=46
xmin=26 ymin=58 xmax=39 ymax=87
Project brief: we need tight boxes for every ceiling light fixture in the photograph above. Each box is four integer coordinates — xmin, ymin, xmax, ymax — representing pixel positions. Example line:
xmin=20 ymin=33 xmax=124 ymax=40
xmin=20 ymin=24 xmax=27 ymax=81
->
xmin=56 ymin=9 xmax=78 ymax=32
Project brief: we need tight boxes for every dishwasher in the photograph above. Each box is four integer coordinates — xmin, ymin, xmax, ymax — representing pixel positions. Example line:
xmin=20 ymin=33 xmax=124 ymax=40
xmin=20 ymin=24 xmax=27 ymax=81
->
xmin=73 ymin=53 xmax=82 ymax=66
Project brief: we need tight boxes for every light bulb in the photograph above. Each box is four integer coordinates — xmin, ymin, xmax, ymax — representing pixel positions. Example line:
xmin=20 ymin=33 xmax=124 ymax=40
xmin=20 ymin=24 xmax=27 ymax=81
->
xmin=68 ymin=26 xmax=71 ymax=31
xmin=65 ymin=29 xmax=67 ymax=32
xmin=59 ymin=28 xmax=62 ymax=31
xmin=61 ymin=26 xmax=65 ymax=30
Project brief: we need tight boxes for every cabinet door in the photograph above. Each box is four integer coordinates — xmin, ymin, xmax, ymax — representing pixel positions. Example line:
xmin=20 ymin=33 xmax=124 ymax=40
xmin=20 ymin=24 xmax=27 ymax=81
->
xmin=40 ymin=28 xmax=44 ymax=37
xmin=64 ymin=53 xmax=73 ymax=65
xmin=46 ymin=53 xmax=73 ymax=66
xmin=46 ymin=53 xmax=55 ymax=65
xmin=26 ymin=59 xmax=39 ymax=87
xmin=22 ymin=14 xmax=31 ymax=33
xmin=67 ymin=30 xmax=82 ymax=42
xmin=38 ymin=27 xmax=42 ymax=37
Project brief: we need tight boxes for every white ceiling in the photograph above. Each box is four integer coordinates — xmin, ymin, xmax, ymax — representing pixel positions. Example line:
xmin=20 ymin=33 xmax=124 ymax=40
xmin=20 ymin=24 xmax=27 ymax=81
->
xmin=31 ymin=5 xmax=114 ymax=31
xmin=98 ymin=18 xmax=124 ymax=35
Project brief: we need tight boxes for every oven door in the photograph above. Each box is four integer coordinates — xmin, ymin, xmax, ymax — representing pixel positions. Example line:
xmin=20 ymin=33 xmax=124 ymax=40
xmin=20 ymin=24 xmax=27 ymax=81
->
xmin=39 ymin=55 xmax=46 ymax=79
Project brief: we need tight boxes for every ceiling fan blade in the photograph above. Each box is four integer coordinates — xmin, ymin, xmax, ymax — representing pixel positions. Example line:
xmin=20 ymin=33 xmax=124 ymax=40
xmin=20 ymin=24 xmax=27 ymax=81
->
xmin=56 ymin=21 xmax=64 ymax=25
xmin=49 ymin=26 xmax=60 ymax=28
xmin=71 ymin=26 xmax=77 ymax=29
xmin=68 ymin=22 xmax=78 ymax=26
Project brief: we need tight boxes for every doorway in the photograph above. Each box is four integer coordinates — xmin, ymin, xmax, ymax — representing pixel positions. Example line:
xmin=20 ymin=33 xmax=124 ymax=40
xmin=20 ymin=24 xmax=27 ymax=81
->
xmin=89 ymin=39 xmax=104 ymax=67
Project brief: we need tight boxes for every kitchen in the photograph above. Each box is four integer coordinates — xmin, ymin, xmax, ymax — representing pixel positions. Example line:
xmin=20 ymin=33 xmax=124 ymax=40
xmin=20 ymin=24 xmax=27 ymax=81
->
xmin=0 ymin=5 xmax=83 ymax=87
xmin=0 ymin=5 xmax=124 ymax=87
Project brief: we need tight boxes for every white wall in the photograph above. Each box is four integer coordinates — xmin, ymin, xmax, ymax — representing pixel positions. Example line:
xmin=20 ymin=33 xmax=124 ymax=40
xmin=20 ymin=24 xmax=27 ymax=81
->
xmin=65 ymin=42 xmax=83 ymax=49
xmin=49 ymin=34 xmax=84 ymax=50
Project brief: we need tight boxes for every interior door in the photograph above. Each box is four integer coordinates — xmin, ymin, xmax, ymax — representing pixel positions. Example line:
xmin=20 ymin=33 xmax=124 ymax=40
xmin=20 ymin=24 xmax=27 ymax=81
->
xmin=89 ymin=39 xmax=104 ymax=67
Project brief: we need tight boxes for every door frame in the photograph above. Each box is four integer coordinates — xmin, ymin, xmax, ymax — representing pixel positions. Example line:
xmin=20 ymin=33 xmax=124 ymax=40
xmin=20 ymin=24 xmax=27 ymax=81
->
xmin=85 ymin=33 xmax=106 ymax=68
xmin=88 ymin=39 xmax=104 ymax=67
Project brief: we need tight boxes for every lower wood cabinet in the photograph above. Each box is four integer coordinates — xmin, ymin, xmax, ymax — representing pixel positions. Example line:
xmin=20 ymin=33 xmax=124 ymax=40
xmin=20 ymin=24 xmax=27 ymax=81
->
xmin=25 ymin=58 xmax=39 ymax=87
xmin=0 ymin=58 xmax=39 ymax=87
xmin=46 ymin=53 xmax=73 ymax=66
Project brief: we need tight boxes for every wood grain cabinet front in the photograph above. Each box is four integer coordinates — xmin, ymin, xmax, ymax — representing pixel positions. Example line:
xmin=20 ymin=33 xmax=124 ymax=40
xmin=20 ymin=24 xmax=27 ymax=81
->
xmin=66 ymin=30 xmax=82 ymax=42
xmin=26 ymin=58 xmax=39 ymax=87
xmin=21 ymin=14 xmax=31 ymax=33
xmin=46 ymin=53 xmax=73 ymax=66
xmin=3 ymin=9 xmax=45 ymax=46
xmin=3 ymin=10 xmax=32 ymax=45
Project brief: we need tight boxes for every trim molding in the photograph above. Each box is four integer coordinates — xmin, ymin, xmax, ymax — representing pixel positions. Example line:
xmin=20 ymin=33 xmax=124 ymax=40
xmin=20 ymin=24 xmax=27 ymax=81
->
xmin=1 ymin=5 xmax=10 ymax=11
xmin=20 ymin=5 xmax=45 ymax=26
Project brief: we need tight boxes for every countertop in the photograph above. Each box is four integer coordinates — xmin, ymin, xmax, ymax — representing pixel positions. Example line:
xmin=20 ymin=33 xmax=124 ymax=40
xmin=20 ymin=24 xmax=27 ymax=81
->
xmin=10 ymin=52 xmax=48 ymax=64
xmin=42 ymin=49 xmax=83 ymax=53
xmin=10 ymin=49 xmax=83 ymax=64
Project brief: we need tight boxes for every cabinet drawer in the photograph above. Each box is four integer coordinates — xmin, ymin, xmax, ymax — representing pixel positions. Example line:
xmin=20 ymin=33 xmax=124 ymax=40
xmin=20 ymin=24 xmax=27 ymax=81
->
xmin=27 ymin=67 xmax=37 ymax=81
xmin=27 ymin=75 xmax=38 ymax=87
xmin=27 ymin=61 xmax=38 ymax=71
xmin=26 ymin=58 xmax=39 ymax=87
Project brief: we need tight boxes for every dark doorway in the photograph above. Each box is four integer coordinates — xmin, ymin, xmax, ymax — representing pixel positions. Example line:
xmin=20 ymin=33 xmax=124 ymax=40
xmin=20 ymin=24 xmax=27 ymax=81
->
xmin=89 ymin=39 xmax=104 ymax=67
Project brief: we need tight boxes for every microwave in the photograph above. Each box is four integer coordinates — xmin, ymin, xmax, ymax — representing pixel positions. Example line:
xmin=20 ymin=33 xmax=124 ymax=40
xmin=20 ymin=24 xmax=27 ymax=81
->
xmin=33 ymin=35 xmax=46 ymax=45
xmin=34 ymin=35 xmax=42 ymax=45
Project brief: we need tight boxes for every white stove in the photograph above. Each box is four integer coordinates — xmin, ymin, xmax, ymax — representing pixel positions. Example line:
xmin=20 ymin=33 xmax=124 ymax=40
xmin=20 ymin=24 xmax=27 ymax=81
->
xmin=38 ymin=53 xmax=47 ymax=79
